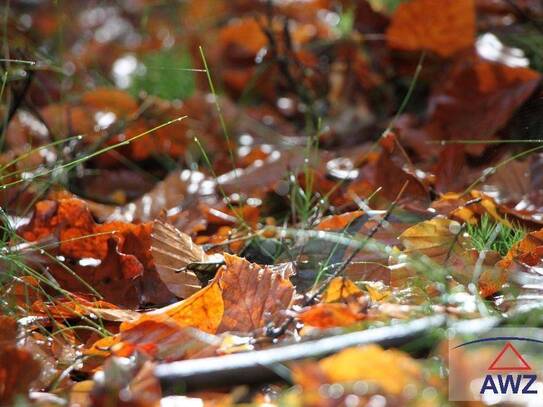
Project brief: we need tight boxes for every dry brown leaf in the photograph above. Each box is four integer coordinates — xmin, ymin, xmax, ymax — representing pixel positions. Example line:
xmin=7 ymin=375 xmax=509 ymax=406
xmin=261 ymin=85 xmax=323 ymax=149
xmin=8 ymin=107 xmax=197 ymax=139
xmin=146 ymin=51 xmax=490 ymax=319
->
xmin=217 ymin=254 xmax=295 ymax=332
xmin=151 ymin=220 xmax=208 ymax=299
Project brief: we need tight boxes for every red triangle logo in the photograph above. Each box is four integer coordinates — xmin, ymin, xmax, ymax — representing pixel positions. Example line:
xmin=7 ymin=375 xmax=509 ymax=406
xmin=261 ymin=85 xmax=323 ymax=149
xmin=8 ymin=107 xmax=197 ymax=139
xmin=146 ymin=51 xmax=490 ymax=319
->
xmin=488 ymin=342 xmax=532 ymax=372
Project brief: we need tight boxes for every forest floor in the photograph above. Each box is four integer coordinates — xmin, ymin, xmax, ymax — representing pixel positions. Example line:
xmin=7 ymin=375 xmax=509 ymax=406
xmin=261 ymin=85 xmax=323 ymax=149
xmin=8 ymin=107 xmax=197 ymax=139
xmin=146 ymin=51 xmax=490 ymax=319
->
xmin=2 ymin=0 xmax=543 ymax=406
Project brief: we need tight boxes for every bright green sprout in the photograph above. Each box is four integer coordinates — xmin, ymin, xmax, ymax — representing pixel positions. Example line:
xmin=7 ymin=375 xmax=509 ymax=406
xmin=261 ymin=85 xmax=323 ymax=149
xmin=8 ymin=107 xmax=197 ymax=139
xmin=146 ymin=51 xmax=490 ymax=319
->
xmin=466 ymin=213 xmax=526 ymax=257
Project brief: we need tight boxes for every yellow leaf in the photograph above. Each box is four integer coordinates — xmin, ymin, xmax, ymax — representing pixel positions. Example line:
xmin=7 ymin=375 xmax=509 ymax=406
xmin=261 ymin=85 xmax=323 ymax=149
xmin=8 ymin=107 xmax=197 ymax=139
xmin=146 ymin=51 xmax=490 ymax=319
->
xmin=322 ymin=277 xmax=363 ymax=303
xmin=121 ymin=281 xmax=224 ymax=334
xmin=319 ymin=345 xmax=422 ymax=395
xmin=400 ymin=217 xmax=461 ymax=253
xmin=364 ymin=282 xmax=391 ymax=302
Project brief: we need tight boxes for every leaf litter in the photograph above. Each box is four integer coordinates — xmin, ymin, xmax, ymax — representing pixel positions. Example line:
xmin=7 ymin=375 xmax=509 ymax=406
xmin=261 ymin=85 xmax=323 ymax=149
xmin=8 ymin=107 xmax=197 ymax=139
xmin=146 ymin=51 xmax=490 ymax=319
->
xmin=1 ymin=0 xmax=543 ymax=405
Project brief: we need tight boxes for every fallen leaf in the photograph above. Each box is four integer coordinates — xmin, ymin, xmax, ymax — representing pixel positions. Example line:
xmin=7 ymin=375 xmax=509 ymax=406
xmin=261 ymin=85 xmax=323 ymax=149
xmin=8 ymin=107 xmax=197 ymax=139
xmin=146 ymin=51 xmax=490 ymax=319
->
xmin=375 ymin=135 xmax=430 ymax=206
xmin=17 ymin=198 xmax=174 ymax=307
xmin=316 ymin=211 xmax=364 ymax=231
xmin=219 ymin=17 xmax=268 ymax=58
xmin=121 ymin=254 xmax=295 ymax=335
xmin=151 ymin=220 xmax=209 ymax=299
xmin=81 ymin=87 xmax=139 ymax=117
xmin=0 ymin=344 xmax=41 ymax=403
xmin=31 ymin=296 xmax=139 ymax=322
xmin=322 ymin=277 xmax=364 ymax=303
xmin=122 ymin=280 xmax=224 ymax=334
xmin=402 ymin=56 xmax=541 ymax=156
xmin=503 ymin=228 xmax=543 ymax=267
xmin=387 ymin=0 xmax=475 ymax=57
xmin=293 ymin=345 xmax=423 ymax=396
xmin=107 ymin=320 xmax=218 ymax=361
xmin=400 ymin=216 xmax=507 ymax=296
xmin=217 ymin=254 xmax=295 ymax=332
xmin=399 ymin=216 xmax=462 ymax=255
xmin=298 ymin=303 xmax=364 ymax=329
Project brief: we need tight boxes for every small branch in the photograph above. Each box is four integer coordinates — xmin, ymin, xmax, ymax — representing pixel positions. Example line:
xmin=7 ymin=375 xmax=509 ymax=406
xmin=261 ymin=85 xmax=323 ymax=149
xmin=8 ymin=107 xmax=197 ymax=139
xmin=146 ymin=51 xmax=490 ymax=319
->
xmin=156 ymin=315 xmax=446 ymax=393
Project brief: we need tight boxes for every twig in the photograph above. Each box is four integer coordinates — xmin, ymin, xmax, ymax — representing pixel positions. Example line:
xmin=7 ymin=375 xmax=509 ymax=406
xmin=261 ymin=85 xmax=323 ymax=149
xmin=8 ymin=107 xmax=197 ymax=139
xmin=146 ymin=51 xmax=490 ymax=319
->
xmin=156 ymin=315 xmax=446 ymax=393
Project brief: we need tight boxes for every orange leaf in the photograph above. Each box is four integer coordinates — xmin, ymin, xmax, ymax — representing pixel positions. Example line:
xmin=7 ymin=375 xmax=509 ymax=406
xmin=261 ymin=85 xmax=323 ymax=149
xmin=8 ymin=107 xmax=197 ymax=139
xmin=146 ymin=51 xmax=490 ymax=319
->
xmin=298 ymin=303 xmax=364 ymax=329
xmin=503 ymin=229 xmax=543 ymax=267
xmin=219 ymin=17 xmax=267 ymax=57
xmin=18 ymin=198 xmax=162 ymax=307
xmin=316 ymin=211 xmax=364 ymax=231
xmin=319 ymin=345 xmax=422 ymax=395
xmin=20 ymin=198 xmax=152 ymax=263
xmin=81 ymin=87 xmax=138 ymax=117
xmin=115 ymin=320 xmax=217 ymax=361
xmin=386 ymin=0 xmax=475 ymax=57
xmin=122 ymin=281 xmax=224 ymax=334
xmin=121 ymin=254 xmax=295 ymax=334
xmin=0 ymin=345 xmax=41 ymax=403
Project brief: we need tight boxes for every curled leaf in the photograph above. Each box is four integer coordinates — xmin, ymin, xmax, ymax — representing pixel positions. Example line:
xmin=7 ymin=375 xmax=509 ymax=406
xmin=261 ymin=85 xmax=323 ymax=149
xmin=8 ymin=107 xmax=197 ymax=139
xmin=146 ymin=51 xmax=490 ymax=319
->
xmin=151 ymin=220 xmax=209 ymax=299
